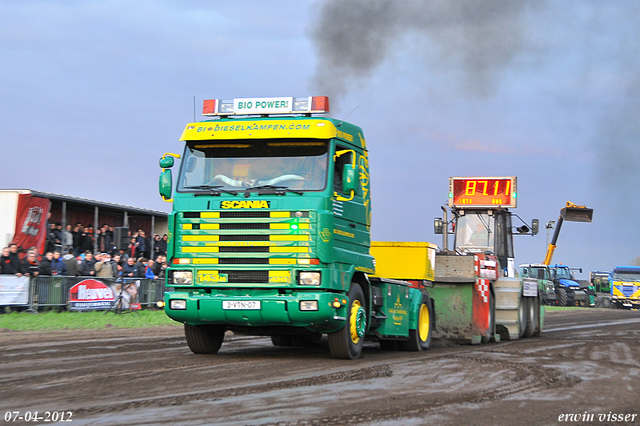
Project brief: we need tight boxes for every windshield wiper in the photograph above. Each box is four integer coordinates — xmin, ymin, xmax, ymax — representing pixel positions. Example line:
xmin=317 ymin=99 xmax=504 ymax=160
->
xmin=243 ymin=185 xmax=303 ymax=196
xmin=185 ymin=185 xmax=238 ymax=196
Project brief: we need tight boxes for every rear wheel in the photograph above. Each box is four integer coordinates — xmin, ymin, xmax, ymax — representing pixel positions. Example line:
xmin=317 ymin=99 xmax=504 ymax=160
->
xmin=557 ymin=287 xmax=568 ymax=307
xmin=400 ymin=295 xmax=433 ymax=351
xmin=328 ymin=284 xmax=366 ymax=359
xmin=271 ymin=335 xmax=294 ymax=347
xmin=184 ymin=324 xmax=225 ymax=354
xmin=379 ymin=340 xmax=398 ymax=350
xmin=524 ymin=297 xmax=539 ymax=337
xmin=518 ymin=294 xmax=527 ymax=338
xmin=292 ymin=333 xmax=323 ymax=347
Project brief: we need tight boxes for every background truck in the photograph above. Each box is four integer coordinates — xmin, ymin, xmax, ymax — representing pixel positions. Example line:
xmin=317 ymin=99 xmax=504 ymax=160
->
xmin=432 ymin=177 xmax=543 ymax=341
xmin=158 ymin=96 xmax=434 ymax=359
xmin=610 ymin=266 xmax=640 ymax=309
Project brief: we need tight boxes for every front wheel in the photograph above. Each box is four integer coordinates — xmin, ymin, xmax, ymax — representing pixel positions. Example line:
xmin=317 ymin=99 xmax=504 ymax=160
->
xmin=184 ymin=324 xmax=225 ymax=354
xmin=328 ymin=284 xmax=366 ymax=359
xmin=557 ymin=287 xmax=568 ymax=307
xmin=400 ymin=295 xmax=433 ymax=351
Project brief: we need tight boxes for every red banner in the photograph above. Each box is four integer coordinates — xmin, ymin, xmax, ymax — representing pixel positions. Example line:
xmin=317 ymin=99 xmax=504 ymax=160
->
xmin=10 ymin=194 xmax=51 ymax=254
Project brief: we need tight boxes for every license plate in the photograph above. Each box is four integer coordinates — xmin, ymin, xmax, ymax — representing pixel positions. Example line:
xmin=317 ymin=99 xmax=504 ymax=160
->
xmin=222 ymin=300 xmax=261 ymax=310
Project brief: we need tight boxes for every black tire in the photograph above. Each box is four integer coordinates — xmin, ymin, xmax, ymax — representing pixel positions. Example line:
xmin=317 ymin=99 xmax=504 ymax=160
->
xmin=400 ymin=294 xmax=433 ymax=351
xmin=184 ymin=324 xmax=225 ymax=354
xmin=524 ymin=297 xmax=539 ymax=337
xmin=481 ymin=290 xmax=495 ymax=344
xmin=271 ymin=335 xmax=294 ymax=346
xmin=328 ymin=283 xmax=366 ymax=359
xmin=557 ymin=287 xmax=568 ymax=307
xmin=379 ymin=340 xmax=398 ymax=350
xmin=518 ymin=294 xmax=527 ymax=338
xmin=291 ymin=333 xmax=323 ymax=347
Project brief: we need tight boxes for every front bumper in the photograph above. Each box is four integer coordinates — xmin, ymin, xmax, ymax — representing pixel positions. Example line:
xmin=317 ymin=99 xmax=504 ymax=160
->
xmin=164 ymin=290 xmax=347 ymax=333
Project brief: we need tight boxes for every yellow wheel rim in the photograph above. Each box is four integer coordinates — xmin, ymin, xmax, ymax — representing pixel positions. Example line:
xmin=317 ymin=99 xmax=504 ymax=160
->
xmin=418 ymin=304 xmax=430 ymax=342
xmin=350 ymin=300 xmax=366 ymax=344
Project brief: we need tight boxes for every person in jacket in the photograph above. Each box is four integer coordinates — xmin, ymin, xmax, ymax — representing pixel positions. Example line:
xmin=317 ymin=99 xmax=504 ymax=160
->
xmin=62 ymin=249 xmax=79 ymax=276
xmin=111 ymin=254 xmax=123 ymax=278
xmin=1 ymin=247 xmax=13 ymax=274
xmin=38 ymin=252 xmax=54 ymax=275
xmin=95 ymin=252 xmax=114 ymax=278
xmin=145 ymin=259 xmax=157 ymax=279
xmin=79 ymin=252 xmax=96 ymax=276
xmin=3 ymin=244 xmax=23 ymax=276
xmin=122 ymin=257 xmax=138 ymax=278
xmin=21 ymin=251 xmax=39 ymax=277
xmin=50 ymin=250 xmax=67 ymax=275
xmin=135 ymin=258 xmax=148 ymax=278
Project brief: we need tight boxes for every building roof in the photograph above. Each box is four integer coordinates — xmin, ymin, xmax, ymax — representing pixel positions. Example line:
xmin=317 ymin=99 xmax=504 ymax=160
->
xmin=0 ymin=189 xmax=168 ymax=217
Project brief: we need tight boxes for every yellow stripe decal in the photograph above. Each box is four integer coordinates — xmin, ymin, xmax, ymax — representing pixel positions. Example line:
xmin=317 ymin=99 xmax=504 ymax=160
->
xmin=269 ymin=223 xmax=310 ymax=230
xmin=183 ymin=235 xmax=220 ymax=242
xmin=182 ymin=247 xmax=220 ymax=253
xmin=270 ymin=235 xmax=309 ymax=241
xmin=193 ymin=258 xmax=219 ymax=264
xmin=201 ymin=212 xmax=220 ymax=218
xmin=270 ymin=247 xmax=308 ymax=253
xmin=200 ymin=224 xmax=220 ymax=230
xmin=270 ymin=212 xmax=290 ymax=218
xmin=269 ymin=259 xmax=297 ymax=265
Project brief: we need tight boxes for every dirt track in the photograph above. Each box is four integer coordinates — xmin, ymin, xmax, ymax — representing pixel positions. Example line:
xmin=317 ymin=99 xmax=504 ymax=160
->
xmin=1 ymin=308 xmax=639 ymax=426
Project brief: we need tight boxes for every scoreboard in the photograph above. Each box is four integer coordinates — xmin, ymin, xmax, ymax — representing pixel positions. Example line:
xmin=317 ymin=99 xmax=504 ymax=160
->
xmin=449 ymin=177 xmax=517 ymax=208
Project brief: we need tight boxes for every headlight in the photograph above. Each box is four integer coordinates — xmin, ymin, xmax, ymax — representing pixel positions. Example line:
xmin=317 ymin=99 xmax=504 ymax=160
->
xmin=170 ymin=299 xmax=187 ymax=310
xmin=172 ymin=271 xmax=193 ymax=285
xmin=300 ymin=300 xmax=319 ymax=311
xmin=298 ymin=271 xmax=321 ymax=286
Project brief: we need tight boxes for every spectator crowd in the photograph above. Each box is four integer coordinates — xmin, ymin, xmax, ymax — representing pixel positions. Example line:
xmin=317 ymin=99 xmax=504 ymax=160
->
xmin=0 ymin=222 xmax=169 ymax=280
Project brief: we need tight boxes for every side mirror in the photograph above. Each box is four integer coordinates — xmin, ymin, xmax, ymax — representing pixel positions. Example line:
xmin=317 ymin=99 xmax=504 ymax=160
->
xmin=434 ymin=218 xmax=443 ymax=235
xmin=342 ymin=165 xmax=357 ymax=194
xmin=159 ymin=170 xmax=173 ymax=201
xmin=531 ymin=219 xmax=539 ymax=235
xmin=159 ymin=156 xmax=174 ymax=169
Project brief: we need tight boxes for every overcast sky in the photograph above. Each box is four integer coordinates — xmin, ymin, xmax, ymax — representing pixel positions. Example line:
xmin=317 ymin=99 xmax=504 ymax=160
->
xmin=1 ymin=1 xmax=639 ymax=274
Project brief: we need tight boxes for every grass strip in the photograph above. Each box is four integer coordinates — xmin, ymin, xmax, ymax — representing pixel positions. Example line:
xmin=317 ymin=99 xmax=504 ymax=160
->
xmin=0 ymin=309 xmax=180 ymax=331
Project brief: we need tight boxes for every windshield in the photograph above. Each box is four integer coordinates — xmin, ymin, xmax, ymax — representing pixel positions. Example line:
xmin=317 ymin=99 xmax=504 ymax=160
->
xmin=177 ymin=139 xmax=329 ymax=192
xmin=554 ymin=268 xmax=571 ymax=280
xmin=455 ymin=213 xmax=494 ymax=251
xmin=613 ymin=272 xmax=640 ymax=282
xmin=530 ymin=267 xmax=547 ymax=280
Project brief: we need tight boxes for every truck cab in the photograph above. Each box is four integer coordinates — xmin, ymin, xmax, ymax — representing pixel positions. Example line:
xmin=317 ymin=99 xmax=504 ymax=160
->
xmin=159 ymin=96 xmax=431 ymax=359
xmin=610 ymin=266 xmax=640 ymax=309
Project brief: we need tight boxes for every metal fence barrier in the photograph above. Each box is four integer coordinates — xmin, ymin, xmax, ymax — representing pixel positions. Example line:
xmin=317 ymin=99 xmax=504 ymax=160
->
xmin=19 ymin=276 xmax=168 ymax=311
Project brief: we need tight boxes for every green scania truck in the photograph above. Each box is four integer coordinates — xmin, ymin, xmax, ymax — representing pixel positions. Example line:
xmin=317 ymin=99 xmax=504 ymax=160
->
xmin=158 ymin=96 xmax=434 ymax=359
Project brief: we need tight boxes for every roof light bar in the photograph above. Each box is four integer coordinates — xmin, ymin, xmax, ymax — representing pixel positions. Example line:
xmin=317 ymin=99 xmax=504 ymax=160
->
xmin=202 ymin=96 xmax=329 ymax=116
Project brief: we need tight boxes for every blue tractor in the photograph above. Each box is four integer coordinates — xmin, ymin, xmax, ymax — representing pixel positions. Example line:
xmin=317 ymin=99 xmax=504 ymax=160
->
xmin=550 ymin=265 xmax=587 ymax=307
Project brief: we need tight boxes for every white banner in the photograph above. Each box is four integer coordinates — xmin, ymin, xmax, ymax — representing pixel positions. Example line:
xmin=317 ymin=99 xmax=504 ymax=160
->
xmin=0 ymin=275 xmax=30 ymax=305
